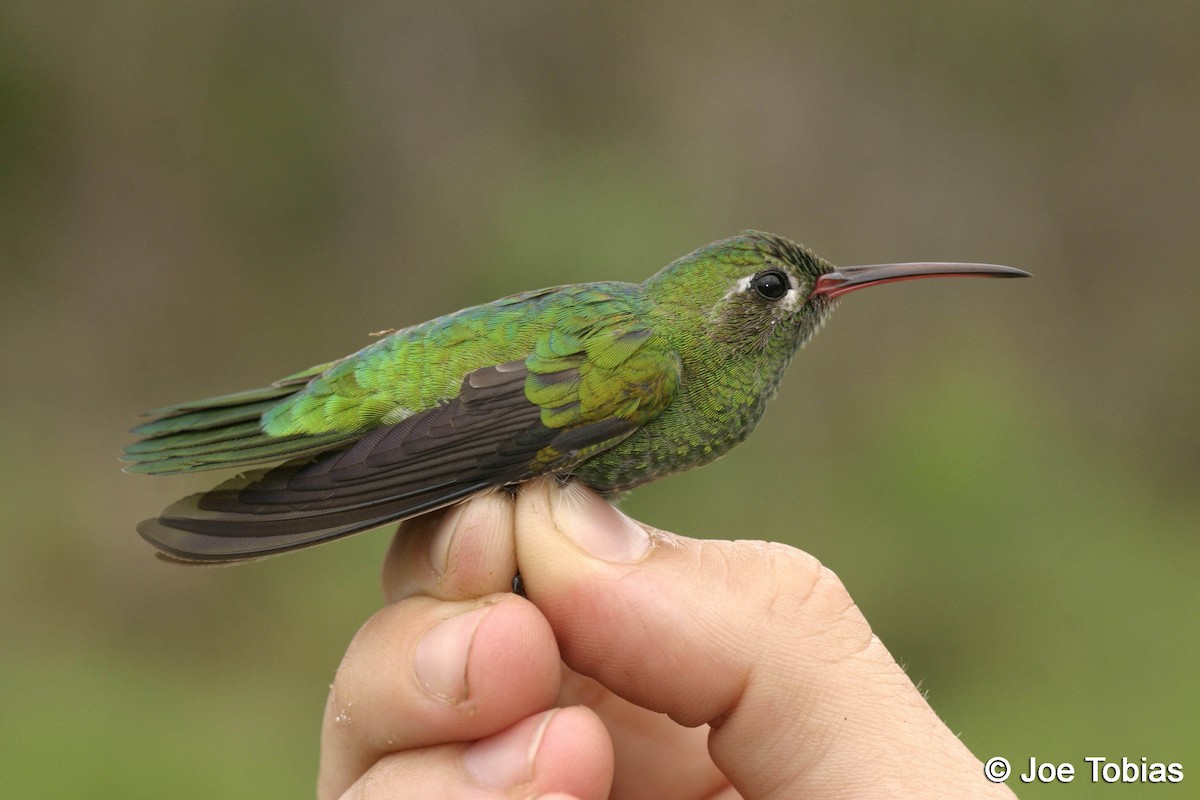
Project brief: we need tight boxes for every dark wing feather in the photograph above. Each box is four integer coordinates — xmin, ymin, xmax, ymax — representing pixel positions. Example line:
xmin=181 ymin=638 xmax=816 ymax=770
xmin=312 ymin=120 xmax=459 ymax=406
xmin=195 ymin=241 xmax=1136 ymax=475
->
xmin=138 ymin=360 xmax=638 ymax=563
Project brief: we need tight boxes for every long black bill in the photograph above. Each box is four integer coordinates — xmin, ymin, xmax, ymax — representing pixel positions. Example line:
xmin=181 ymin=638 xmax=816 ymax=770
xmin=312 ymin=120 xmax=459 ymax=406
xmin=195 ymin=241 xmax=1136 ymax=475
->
xmin=812 ymin=262 xmax=1031 ymax=299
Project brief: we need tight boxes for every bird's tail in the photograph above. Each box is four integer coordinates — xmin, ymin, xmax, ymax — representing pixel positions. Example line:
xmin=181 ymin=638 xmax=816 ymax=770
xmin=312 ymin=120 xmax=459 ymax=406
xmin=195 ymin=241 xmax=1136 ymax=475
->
xmin=122 ymin=362 xmax=351 ymax=475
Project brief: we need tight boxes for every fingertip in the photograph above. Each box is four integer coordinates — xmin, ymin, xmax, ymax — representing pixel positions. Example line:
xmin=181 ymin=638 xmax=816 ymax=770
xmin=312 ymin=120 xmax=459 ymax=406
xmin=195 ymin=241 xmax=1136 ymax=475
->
xmin=381 ymin=509 xmax=445 ymax=601
xmin=337 ymin=706 xmax=610 ymax=800
xmin=465 ymin=594 xmax=563 ymax=710
xmin=513 ymin=479 xmax=654 ymax=597
xmin=382 ymin=491 xmax=518 ymax=603
xmin=320 ymin=592 xmax=564 ymax=797
xmin=461 ymin=706 xmax=612 ymax=797
xmin=549 ymin=480 xmax=651 ymax=563
xmin=531 ymin=706 xmax=614 ymax=800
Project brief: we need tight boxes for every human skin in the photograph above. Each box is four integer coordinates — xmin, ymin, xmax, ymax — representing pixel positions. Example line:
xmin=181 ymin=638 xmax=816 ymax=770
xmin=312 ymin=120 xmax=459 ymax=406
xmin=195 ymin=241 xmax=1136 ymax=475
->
xmin=317 ymin=478 xmax=1014 ymax=799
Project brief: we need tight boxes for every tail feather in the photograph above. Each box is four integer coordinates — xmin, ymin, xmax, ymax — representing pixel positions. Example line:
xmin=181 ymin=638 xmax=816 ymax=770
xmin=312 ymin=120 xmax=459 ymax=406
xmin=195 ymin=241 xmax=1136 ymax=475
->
xmin=125 ymin=421 xmax=264 ymax=455
xmin=130 ymin=398 xmax=286 ymax=438
xmin=138 ymin=385 xmax=300 ymax=421
xmin=137 ymin=360 xmax=336 ymax=419
xmin=123 ymin=430 xmax=352 ymax=475
xmin=125 ymin=366 xmax=358 ymax=475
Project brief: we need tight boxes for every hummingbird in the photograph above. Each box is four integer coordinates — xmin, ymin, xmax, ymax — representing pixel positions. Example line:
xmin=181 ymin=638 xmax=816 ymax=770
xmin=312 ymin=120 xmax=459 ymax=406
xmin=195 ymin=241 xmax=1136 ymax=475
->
xmin=126 ymin=231 xmax=1028 ymax=563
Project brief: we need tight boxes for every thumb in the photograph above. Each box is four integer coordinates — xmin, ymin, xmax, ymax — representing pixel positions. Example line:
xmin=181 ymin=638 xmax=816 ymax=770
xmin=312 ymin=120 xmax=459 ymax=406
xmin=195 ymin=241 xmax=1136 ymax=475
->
xmin=514 ymin=479 xmax=1009 ymax=799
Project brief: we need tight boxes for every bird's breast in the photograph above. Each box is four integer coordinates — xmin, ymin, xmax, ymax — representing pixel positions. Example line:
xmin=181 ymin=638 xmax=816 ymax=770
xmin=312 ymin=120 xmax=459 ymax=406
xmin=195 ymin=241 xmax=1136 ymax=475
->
xmin=573 ymin=356 xmax=778 ymax=492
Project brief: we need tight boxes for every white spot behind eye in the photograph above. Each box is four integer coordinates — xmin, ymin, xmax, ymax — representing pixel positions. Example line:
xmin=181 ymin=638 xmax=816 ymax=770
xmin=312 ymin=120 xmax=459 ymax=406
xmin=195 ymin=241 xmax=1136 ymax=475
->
xmin=722 ymin=275 xmax=753 ymax=302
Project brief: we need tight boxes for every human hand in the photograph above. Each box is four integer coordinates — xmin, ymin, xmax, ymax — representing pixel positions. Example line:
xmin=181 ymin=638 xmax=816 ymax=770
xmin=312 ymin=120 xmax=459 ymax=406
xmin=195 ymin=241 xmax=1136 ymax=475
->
xmin=318 ymin=479 xmax=1013 ymax=798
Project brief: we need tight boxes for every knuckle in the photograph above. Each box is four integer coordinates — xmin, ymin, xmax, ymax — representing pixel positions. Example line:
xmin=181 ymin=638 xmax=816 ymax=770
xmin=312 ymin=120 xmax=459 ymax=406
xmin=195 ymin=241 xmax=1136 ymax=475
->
xmin=808 ymin=564 xmax=876 ymax=660
xmin=727 ymin=539 xmax=826 ymax=620
xmin=718 ymin=540 xmax=875 ymax=661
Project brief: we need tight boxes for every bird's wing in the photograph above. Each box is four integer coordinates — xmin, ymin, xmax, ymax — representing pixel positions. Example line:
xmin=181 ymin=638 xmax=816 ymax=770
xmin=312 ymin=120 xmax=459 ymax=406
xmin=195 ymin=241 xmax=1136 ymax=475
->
xmin=137 ymin=318 xmax=680 ymax=563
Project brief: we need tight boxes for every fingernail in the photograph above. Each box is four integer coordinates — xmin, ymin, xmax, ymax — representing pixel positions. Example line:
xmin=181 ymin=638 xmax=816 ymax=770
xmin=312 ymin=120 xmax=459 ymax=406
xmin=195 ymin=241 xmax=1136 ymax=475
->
xmin=414 ymin=605 xmax=491 ymax=703
xmin=550 ymin=481 xmax=650 ymax=563
xmin=463 ymin=709 xmax=557 ymax=790
xmin=429 ymin=503 xmax=466 ymax=576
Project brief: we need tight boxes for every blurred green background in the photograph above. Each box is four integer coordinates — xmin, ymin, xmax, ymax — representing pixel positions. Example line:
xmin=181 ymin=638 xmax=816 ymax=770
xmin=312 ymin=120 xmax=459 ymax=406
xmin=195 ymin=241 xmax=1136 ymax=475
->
xmin=2 ymin=1 xmax=1197 ymax=797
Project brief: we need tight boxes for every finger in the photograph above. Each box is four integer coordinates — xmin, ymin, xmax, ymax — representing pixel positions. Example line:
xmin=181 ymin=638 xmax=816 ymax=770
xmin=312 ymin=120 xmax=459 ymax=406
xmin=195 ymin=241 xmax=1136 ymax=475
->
xmin=381 ymin=490 xmax=518 ymax=604
xmin=378 ymin=489 xmax=720 ymax=797
xmin=514 ymin=479 xmax=1012 ymax=799
xmin=341 ymin=707 xmax=613 ymax=800
xmin=557 ymin=668 xmax=727 ymax=800
xmin=318 ymin=593 xmax=562 ymax=800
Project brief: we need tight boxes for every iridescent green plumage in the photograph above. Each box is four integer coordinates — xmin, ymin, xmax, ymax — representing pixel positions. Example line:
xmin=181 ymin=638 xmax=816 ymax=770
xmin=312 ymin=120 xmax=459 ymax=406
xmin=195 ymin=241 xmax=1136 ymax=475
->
xmin=127 ymin=231 xmax=1027 ymax=562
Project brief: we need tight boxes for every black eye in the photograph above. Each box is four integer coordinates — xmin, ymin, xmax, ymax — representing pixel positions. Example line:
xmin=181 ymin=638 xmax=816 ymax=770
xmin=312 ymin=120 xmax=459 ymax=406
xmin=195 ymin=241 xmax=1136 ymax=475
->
xmin=751 ymin=270 xmax=789 ymax=300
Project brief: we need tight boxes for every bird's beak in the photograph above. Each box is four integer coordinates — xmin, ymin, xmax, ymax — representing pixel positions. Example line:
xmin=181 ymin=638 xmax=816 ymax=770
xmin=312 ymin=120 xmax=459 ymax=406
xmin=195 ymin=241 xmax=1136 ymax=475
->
xmin=812 ymin=262 xmax=1031 ymax=299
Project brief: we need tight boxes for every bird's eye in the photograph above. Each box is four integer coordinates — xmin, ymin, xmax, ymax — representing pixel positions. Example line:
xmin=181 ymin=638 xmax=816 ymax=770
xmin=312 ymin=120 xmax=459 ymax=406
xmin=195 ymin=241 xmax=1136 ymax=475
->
xmin=750 ymin=270 xmax=789 ymax=301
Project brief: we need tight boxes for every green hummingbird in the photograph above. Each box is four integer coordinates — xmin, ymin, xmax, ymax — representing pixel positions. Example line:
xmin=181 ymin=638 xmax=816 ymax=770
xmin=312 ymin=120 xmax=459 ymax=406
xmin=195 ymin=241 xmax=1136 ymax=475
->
xmin=126 ymin=231 xmax=1028 ymax=563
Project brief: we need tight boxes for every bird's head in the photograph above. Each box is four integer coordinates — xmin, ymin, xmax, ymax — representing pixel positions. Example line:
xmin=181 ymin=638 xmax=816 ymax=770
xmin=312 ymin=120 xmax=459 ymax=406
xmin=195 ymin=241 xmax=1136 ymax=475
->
xmin=644 ymin=230 xmax=1028 ymax=355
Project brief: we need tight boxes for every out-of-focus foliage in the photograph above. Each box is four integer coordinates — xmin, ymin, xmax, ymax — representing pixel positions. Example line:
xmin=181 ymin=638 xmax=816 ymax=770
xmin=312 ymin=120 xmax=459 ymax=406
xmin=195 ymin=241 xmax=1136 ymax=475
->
xmin=1 ymin=2 xmax=1196 ymax=797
